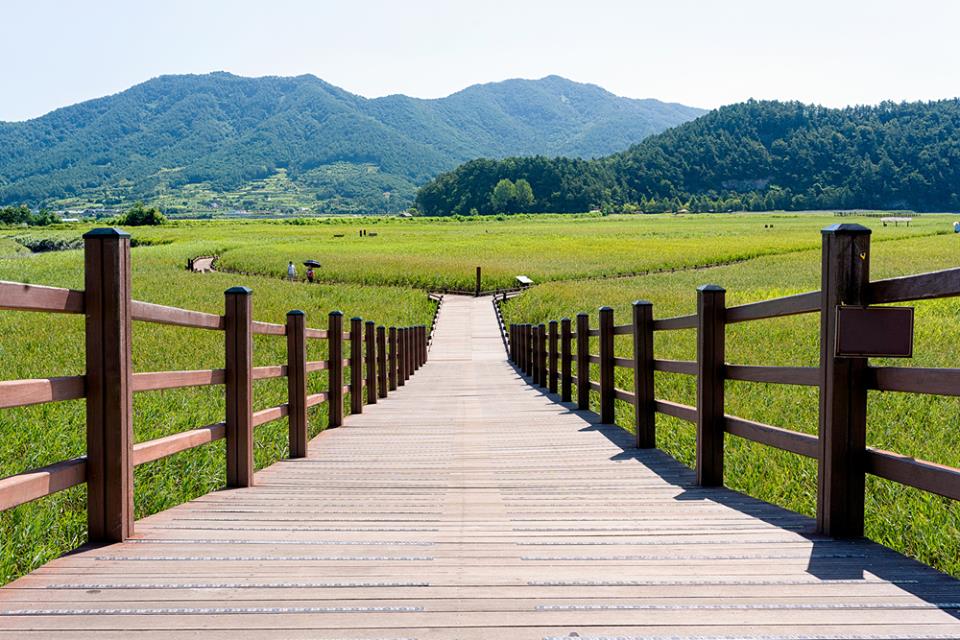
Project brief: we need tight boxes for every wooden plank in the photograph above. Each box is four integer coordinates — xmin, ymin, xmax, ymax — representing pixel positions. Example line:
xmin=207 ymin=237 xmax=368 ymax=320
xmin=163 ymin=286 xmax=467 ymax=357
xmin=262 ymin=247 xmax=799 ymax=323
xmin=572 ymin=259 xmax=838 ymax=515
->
xmin=725 ymin=365 xmax=819 ymax=386
xmin=724 ymin=416 xmax=818 ymax=458
xmin=0 ymin=376 xmax=85 ymax=409
xmin=867 ymin=266 xmax=960 ymax=303
xmin=251 ymin=403 xmax=289 ymax=428
xmin=305 ymin=361 xmax=327 ymax=373
xmin=131 ymin=300 xmax=223 ymax=330
xmin=251 ymin=365 xmax=287 ymax=380
xmin=865 ymin=448 xmax=960 ymax=500
xmin=654 ymin=359 xmax=697 ymax=375
xmin=132 ymin=423 xmax=227 ymax=467
xmin=612 ymin=324 xmax=633 ymax=336
xmin=612 ymin=356 xmax=633 ymax=369
xmin=655 ymin=398 xmax=697 ymax=422
xmin=305 ymin=392 xmax=327 ymax=407
xmin=724 ymin=291 xmax=820 ymax=324
xmin=0 ymin=281 xmax=84 ymax=314
xmin=251 ymin=321 xmax=286 ymax=336
xmin=653 ymin=313 xmax=697 ymax=331
xmin=132 ymin=369 xmax=225 ymax=392
xmin=304 ymin=327 xmax=327 ymax=340
xmin=0 ymin=457 xmax=86 ymax=511
xmin=613 ymin=387 xmax=635 ymax=403
xmin=867 ymin=366 xmax=960 ymax=396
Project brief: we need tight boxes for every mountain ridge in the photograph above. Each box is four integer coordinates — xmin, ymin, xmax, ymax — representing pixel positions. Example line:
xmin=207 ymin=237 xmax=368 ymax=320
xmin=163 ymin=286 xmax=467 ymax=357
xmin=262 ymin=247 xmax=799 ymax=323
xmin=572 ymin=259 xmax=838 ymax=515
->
xmin=0 ymin=73 xmax=705 ymax=213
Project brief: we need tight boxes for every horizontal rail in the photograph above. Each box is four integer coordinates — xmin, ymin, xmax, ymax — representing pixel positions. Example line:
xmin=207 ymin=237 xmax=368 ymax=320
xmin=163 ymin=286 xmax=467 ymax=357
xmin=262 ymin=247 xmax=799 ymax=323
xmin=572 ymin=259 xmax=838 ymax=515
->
xmin=306 ymin=360 xmax=328 ymax=373
xmin=612 ymin=356 xmax=633 ymax=368
xmin=612 ymin=324 xmax=633 ymax=336
xmin=613 ymin=387 xmax=635 ymax=403
xmin=865 ymin=448 xmax=960 ymax=501
xmin=653 ymin=314 xmax=697 ymax=331
xmin=132 ymin=369 xmax=225 ymax=392
xmin=587 ymin=355 xmax=601 ymax=365
xmin=132 ymin=422 xmax=226 ymax=466
xmin=654 ymin=399 xmax=697 ymax=423
xmin=724 ymin=291 xmax=819 ymax=324
xmin=252 ymin=321 xmax=286 ymax=336
xmin=725 ymin=365 xmax=819 ymax=387
xmin=587 ymin=328 xmax=601 ymax=337
xmin=305 ymin=328 xmax=327 ymax=340
xmin=342 ymin=331 xmax=352 ymax=340
xmin=724 ymin=415 xmax=818 ymax=458
xmin=867 ymin=267 xmax=960 ymax=304
xmin=588 ymin=380 xmax=601 ymax=393
xmin=654 ymin=359 xmax=697 ymax=375
xmin=252 ymin=403 xmax=290 ymax=427
xmin=0 ymin=457 xmax=87 ymax=511
xmin=306 ymin=392 xmax=327 ymax=407
xmin=0 ymin=376 xmax=85 ymax=409
xmin=131 ymin=300 xmax=224 ymax=330
xmin=867 ymin=367 xmax=960 ymax=396
xmin=252 ymin=365 xmax=288 ymax=380
xmin=0 ymin=281 xmax=84 ymax=314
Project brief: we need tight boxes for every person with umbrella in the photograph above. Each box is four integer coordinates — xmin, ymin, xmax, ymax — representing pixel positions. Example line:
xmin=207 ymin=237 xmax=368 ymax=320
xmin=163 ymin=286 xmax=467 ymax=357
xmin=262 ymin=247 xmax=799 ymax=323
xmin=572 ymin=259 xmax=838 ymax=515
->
xmin=304 ymin=259 xmax=321 ymax=283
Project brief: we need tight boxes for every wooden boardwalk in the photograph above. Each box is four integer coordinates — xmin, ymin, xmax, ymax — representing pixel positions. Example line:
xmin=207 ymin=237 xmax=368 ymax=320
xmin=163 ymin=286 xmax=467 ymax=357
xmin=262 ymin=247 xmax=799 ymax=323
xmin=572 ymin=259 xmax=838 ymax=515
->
xmin=2 ymin=294 xmax=960 ymax=639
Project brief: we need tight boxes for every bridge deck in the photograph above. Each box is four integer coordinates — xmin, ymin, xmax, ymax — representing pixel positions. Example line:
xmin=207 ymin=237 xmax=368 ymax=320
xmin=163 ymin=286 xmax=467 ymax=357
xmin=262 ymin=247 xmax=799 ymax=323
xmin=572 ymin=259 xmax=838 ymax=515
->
xmin=2 ymin=295 xmax=960 ymax=639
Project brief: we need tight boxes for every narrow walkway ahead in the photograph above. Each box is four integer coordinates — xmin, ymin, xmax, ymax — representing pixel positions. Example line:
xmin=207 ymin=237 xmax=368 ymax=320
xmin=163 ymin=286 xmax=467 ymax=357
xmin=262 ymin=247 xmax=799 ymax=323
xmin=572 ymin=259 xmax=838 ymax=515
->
xmin=2 ymin=295 xmax=960 ymax=638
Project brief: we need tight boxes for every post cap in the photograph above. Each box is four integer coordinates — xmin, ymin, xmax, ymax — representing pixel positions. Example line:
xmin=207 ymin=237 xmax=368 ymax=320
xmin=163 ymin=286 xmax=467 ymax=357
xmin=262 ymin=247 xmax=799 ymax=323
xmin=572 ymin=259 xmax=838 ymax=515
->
xmin=365 ymin=319 xmax=375 ymax=325
xmin=351 ymin=316 xmax=363 ymax=322
xmin=576 ymin=312 xmax=589 ymax=318
xmin=822 ymin=223 xmax=872 ymax=235
xmin=599 ymin=306 xmax=614 ymax=312
xmin=83 ymin=227 xmax=130 ymax=239
xmin=329 ymin=310 xmax=343 ymax=317
xmin=225 ymin=286 xmax=252 ymax=295
xmin=697 ymin=284 xmax=725 ymax=292
xmin=286 ymin=309 xmax=305 ymax=316
xmin=633 ymin=300 xmax=653 ymax=307
xmin=548 ymin=319 xmax=558 ymax=325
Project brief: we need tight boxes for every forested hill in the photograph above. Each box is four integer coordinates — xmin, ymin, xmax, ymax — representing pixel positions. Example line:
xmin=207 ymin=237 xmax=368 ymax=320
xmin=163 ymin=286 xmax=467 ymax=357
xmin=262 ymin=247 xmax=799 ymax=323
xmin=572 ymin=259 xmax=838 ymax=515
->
xmin=0 ymin=73 xmax=703 ymax=213
xmin=415 ymin=99 xmax=960 ymax=215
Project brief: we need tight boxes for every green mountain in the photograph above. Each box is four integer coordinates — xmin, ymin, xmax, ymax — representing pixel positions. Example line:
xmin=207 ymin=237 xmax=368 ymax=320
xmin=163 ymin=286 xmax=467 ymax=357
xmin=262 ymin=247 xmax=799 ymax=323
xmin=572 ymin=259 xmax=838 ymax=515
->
xmin=416 ymin=99 xmax=960 ymax=215
xmin=0 ymin=73 xmax=704 ymax=213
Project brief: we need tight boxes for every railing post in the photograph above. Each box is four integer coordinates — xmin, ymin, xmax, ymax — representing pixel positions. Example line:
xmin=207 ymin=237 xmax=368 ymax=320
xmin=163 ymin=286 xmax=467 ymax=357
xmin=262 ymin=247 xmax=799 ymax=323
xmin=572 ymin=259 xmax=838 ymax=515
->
xmin=599 ymin=307 xmax=615 ymax=424
xmin=632 ymin=301 xmax=656 ymax=448
xmin=476 ymin=266 xmax=481 ymax=297
xmin=696 ymin=285 xmax=725 ymax=487
xmin=818 ymin=224 xmax=871 ymax=537
xmin=403 ymin=327 xmax=412 ymax=380
xmin=388 ymin=327 xmax=398 ymax=391
xmin=350 ymin=317 xmax=363 ymax=414
xmin=531 ymin=325 xmax=540 ymax=383
xmin=421 ymin=326 xmax=427 ymax=366
xmin=548 ymin=320 xmax=559 ymax=394
xmin=286 ymin=310 xmax=308 ymax=458
xmin=561 ymin=318 xmax=572 ymax=402
xmin=537 ymin=323 xmax=547 ymax=387
xmin=377 ymin=326 xmax=388 ymax=398
xmin=328 ymin=311 xmax=344 ymax=428
xmin=225 ymin=286 xmax=254 ymax=488
xmin=522 ymin=325 xmax=530 ymax=374
xmin=527 ymin=324 xmax=534 ymax=377
xmin=576 ymin=313 xmax=590 ymax=410
xmin=398 ymin=327 xmax=407 ymax=386
xmin=365 ymin=320 xmax=377 ymax=405
xmin=83 ymin=228 xmax=134 ymax=542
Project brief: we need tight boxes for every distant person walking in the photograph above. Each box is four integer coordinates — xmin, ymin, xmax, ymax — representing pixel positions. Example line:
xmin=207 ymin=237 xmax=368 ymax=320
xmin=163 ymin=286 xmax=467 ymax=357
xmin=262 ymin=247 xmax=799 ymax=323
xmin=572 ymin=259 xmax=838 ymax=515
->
xmin=287 ymin=261 xmax=296 ymax=281
xmin=306 ymin=267 xmax=315 ymax=283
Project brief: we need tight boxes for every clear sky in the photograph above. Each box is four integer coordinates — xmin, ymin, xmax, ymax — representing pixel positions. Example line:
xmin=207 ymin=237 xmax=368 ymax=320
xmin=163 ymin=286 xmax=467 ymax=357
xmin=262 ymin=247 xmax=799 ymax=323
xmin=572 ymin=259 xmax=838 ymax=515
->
xmin=2 ymin=0 xmax=958 ymax=122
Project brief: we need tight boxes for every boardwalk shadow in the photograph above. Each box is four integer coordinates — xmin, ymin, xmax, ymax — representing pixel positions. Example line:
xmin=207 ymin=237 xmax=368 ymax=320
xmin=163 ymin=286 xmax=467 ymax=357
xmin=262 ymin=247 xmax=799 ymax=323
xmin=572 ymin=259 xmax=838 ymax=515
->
xmin=511 ymin=364 xmax=960 ymax=619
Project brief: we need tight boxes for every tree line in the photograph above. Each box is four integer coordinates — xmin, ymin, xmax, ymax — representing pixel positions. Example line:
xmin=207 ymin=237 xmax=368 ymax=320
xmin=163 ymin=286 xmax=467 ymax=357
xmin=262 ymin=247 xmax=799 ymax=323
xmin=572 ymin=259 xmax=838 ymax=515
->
xmin=415 ymin=99 xmax=960 ymax=215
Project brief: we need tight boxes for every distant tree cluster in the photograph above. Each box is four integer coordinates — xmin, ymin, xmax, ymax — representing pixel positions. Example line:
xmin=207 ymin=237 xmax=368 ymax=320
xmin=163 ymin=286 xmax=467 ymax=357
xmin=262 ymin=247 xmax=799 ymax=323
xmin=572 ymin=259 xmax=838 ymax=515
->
xmin=116 ymin=202 xmax=167 ymax=226
xmin=0 ymin=205 xmax=58 ymax=226
xmin=416 ymin=99 xmax=960 ymax=215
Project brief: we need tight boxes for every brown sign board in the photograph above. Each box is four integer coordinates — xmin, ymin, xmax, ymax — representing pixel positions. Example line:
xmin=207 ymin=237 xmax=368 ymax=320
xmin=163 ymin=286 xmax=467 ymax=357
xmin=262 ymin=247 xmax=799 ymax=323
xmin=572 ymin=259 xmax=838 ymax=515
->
xmin=835 ymin=306 xmax=914 ymax=358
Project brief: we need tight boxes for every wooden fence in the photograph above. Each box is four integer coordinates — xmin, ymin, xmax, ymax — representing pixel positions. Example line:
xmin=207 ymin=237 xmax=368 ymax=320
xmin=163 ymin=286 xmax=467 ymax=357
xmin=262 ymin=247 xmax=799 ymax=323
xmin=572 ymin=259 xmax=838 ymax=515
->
xmin=0 ymin=228 xmax=433 ymax=543
xmin=507 ymin=224 xmax=960 ymax=538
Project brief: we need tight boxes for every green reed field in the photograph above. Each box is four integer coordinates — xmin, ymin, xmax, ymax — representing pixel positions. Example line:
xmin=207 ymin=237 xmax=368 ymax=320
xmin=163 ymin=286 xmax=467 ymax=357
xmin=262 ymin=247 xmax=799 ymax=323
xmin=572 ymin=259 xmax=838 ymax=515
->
xmin=0 ymin=211 xmax=958 ymax=582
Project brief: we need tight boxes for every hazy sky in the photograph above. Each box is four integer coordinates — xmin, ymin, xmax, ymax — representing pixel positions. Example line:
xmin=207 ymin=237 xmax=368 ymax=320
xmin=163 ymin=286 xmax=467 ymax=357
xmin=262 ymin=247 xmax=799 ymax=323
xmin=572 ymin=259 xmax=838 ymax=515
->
xmin=2 ymin=0 xmax=958 ymax=121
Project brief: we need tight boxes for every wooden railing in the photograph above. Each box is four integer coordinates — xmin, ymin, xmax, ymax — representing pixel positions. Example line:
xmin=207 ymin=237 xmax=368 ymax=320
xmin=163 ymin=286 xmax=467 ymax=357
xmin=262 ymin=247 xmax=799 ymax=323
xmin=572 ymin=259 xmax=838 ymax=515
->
xmin=507 ymin=224 xmax=960 ymax=538
xmin=0 ymin=228 xmax=433 ymax=543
